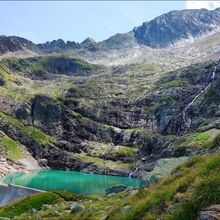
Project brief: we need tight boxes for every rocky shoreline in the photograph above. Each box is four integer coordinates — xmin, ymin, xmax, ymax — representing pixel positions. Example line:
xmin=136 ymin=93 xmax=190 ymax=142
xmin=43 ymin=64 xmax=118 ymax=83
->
xmin=0 ymin=154 xmax=41 ymax=180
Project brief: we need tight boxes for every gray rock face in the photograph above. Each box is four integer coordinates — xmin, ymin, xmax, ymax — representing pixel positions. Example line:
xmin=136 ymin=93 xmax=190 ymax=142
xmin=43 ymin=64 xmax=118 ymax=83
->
xmin=37 ymin=39 xmax=79 ymax=52
xmin=31 ymin=95 xmax=62 ymax=136
xmin=1 ymin=58 xmax=219 ymax=175
xmin=101 ymin=8 xmax=220 ymax=49
xmin=0 ymin=35 xmax=36 ymax=54
xmin=80 ymin=37 xmax=103 ymax=51
xmin=38 ymin=159 xmax=48 ymax=167
xmin=133 ymin=8 xmax=220 ymax=48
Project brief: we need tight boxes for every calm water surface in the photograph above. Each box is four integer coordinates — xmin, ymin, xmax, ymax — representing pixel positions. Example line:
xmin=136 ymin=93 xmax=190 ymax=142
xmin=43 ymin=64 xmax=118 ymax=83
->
xmin=3 ymin=170 xmax=141 ymax=195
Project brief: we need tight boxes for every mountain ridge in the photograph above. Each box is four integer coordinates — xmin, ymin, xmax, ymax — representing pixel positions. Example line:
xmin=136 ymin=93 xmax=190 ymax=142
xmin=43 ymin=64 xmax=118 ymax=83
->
xmin=1 ymin=7 xmax=220 ymax=56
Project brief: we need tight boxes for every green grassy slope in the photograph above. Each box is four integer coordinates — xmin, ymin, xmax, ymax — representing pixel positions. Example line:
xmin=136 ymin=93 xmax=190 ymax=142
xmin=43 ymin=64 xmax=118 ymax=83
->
xmin=0 ymin=151 xmax=219 ymax=220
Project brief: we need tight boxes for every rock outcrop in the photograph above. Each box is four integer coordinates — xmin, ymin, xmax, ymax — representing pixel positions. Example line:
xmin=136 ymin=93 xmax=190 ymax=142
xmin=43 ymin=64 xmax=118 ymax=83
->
xmin=133 ymin=8 xmax=220 ymax=48
xmin=198 ymin=205 xmax=220 ymax=220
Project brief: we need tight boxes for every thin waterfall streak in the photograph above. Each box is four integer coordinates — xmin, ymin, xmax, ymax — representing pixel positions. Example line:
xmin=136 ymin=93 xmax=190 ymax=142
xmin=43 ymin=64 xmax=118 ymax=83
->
xmin=182 ymin=66 xmax=217 ymax=124
xmin=129 ymin=167 xmax=139 ymax=178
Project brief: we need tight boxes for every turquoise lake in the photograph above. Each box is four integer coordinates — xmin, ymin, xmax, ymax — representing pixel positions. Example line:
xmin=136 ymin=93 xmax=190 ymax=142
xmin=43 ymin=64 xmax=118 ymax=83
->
xmin=3 ymin=170 xmax=141 ymax=195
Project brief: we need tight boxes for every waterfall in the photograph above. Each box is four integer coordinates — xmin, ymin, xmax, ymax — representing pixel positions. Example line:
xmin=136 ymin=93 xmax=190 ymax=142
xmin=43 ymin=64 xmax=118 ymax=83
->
xmin=182 ymin=65 xmax=217 ymax=125
xmin=129 ymin=167 xmax=139 ymax=178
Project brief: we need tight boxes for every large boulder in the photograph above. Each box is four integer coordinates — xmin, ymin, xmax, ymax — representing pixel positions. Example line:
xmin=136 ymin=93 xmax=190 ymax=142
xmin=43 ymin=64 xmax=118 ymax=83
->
xmin=105 ymin=184 xmax=127 ymax=195
xmin=143 ymin=157 xmax=189 ymax=185
xmin=70 ymin=203 xmax=85 ymax=214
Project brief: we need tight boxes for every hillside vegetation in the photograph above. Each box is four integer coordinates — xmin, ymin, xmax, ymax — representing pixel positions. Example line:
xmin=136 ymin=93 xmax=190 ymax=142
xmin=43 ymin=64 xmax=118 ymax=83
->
xmin=0 ymin=7 xmax=220 ymax=220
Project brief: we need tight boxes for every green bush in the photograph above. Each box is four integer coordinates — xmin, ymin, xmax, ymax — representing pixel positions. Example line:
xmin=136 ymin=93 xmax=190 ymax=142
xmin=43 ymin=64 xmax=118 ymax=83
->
xmin=194 ymin=174 xmax=220 ymax=208
xmin=167 ymin=201 xmax=196 ymax=220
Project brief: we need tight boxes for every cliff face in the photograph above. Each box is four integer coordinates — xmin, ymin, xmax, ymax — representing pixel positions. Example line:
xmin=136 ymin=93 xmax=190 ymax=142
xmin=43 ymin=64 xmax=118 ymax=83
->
xmin=1 ymin=52 xmax=220 ymax=178
xmin=0 ymin=36 xmax=36 ymax=54
xmin=133 ymin=8 xmax=220 ymax=47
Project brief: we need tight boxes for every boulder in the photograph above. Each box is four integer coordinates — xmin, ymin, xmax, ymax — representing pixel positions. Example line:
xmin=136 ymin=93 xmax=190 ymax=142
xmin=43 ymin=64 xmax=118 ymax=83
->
xmin=124 ymin=186 xmax=137 ymax=193
xmin=70 ymin=203 xmax=85 ymax=214
xmin=199 ymin=205 xmax=220 ymax=220
xmin=199 ymin=211 xmax=220 ymax=220
xmin=166 ymin=205 xmax=177 ymax=214
xmin=52 ymin=211 xmax=60 ymax=217
xmin=38 ymin=159 xmax=48 ymax=167
xmin=122 ymin=205 xmax=130 ymax=210
xmin=100 ymin=215 xmax=108 ymax=220
xmin=107 ymin=193 xmax=117 ymax=197
xmin=105 ymin=184 xmax=127 ymax=195
xmin=41 ymin=204 xmax=51 ymax=210
xmin=104 ymin=206 xmax=113 ymax=211
xmin=203 ymin=205 xmax=220 ymax=212
xmin=139 ymin=162 xmax=155 ymax=172
xmin=29 ymin=208 xmax=37 ymax=215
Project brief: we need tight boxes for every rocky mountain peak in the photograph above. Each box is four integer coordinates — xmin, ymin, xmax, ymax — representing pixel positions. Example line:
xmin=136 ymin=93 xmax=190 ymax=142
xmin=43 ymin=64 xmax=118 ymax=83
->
xmin=81 ymin=37 xmax=96 ymax=44
xmin=80 ymin=37 xmax=102 ymax=51
xmin=1 ymin=8 xmax=220 ymax=55
xmin=37 ymin=39 xmax=79 ymax=52
xmin=132 ymin=8 xmax=220 ymax=48
xmin=0 ymin=35 xmax=35 ymax=54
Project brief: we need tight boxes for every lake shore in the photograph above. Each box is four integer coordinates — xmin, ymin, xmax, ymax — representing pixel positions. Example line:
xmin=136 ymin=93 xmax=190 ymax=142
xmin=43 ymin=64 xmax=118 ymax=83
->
xmin=0 ymin=153 xmax=41 ymax=183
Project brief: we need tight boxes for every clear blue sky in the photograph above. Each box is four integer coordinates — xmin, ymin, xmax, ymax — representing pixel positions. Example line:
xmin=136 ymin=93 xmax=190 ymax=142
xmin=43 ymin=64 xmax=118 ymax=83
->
xmin=0 ymin=1 xmax=218 ymax=43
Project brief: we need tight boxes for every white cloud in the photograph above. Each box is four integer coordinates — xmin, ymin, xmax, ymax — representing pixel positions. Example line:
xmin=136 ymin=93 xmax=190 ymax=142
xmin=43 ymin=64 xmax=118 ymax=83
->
xmin=185 ymin=1 xmax=220 ymax=10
